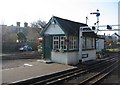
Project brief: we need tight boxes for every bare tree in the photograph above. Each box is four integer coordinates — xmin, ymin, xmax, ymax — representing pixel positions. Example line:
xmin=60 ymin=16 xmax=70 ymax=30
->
xmin=30 ymin=19 xmax=46 ymax=34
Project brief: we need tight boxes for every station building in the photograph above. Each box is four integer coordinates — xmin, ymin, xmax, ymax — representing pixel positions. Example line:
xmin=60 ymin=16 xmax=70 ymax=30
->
xmin=41 ymin=16 xmax=97 ymax=65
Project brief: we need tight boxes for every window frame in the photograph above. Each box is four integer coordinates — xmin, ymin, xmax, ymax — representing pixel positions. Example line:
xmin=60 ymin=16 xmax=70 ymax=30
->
xmin=53 ymin=36 xmax=59 ymax=50
xmin=82 ymin=37 xmax=95 ymax=50
xmin=69 ymin=36 xmax=78 ymax=50
xmin=60 ymin=36 xmax=67 ymax=50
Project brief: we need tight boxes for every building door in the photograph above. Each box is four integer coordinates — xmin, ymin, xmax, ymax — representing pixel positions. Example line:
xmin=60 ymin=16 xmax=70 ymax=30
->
xmin=44 ymin=35 xmax=52 ymax=60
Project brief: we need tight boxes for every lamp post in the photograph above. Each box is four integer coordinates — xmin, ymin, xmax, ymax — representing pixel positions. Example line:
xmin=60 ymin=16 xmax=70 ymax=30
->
xmin=90 ymin=9 xmax=100 ymax=33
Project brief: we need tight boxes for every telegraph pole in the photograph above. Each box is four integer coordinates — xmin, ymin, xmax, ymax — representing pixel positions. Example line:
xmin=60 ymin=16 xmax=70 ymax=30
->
xmin=86 ymin=16 xmax=88 ymax=25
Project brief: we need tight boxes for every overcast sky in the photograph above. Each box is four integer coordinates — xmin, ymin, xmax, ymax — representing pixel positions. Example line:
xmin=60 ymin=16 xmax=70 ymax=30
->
xmin=0 ymin=0 xmax=119 ymax=35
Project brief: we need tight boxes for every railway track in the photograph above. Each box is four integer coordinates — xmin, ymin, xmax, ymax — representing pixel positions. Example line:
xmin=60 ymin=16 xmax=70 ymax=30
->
xmin=79 ymin=61 xmax=119 ymax=85
xmin=46 ymin=58 xmax=118 ymax=85
xmin=7 ymin=56 xmax=119 ymax=85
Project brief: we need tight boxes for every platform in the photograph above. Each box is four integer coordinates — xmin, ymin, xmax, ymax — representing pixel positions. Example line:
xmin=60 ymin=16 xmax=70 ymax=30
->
xmin=2 ymin=60 xmax=76 ymax=84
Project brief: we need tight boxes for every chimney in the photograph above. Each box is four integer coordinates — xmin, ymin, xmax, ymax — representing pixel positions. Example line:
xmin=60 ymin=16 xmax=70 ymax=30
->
xmin=24 ymin=22 xmax=28 ymax=27
xmin=16 ymin=22 xmax=20 ymax=27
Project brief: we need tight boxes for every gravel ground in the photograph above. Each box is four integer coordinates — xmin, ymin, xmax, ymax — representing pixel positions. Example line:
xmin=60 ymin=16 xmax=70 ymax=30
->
xmin=2 ymin=59 xmax=38 ymax=69
xmin=100 ymin=63 xmax=120 ymax=84
xmin=1 ymin=51 xmax=42 ymax=69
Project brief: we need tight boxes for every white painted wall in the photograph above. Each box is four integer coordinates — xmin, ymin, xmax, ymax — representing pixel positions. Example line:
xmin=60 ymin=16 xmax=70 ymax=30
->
xmin=45 ymin=24 xmax=65 ymax=35
xmin=67 ymin=52 xmax=79 ymax=65
xmin=82 ymin=50 xmax=96 ymax=62
xmin=51 ymin=50 xmax=96 ymax=64
xmin=51 ymin=51 xmax=79 ymax=65
xmin=96 ymin=39 xmax=104 ymax=52
xmin=51 ymin=51 xmax=68 ymax=64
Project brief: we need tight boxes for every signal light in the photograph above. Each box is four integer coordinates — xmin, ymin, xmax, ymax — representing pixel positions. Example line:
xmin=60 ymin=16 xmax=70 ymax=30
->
xmin=92 ymin=26 xmax=96 ymax=30
xmin=37 ymin=37 xmax=43 ymax=43
xmin=107 ymin=25 xmax=112 ymax=30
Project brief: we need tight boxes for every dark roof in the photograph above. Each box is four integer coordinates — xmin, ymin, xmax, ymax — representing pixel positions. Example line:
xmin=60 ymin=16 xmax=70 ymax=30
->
xmin=97 ymin=35 xmax=105 ymax=39
xmin=83 ymin=32 xmax=97 ymax=38
xmin=42 ymin=16 xmax=97 ymax=37
xmin=53 ymin=16 xmax=88 ymax=36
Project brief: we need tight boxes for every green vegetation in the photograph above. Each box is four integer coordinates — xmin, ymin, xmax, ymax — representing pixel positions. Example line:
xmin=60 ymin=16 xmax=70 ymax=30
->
xmin=106 ymin=47 xmax=120 ymax=52
xmin=96 ymin=47 xmax=120 ymax=59
xmin=96 ymin=52 xmax=102 ymax=59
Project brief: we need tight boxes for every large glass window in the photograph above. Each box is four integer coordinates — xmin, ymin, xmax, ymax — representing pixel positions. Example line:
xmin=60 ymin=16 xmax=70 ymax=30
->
xmin=60 ymin=36 xmax=67 ymax=50
xmin=69 ymin=36 xmax=73 ymax=50
xmin=82 ymin=37 xmax=86 ymax=49
xmin=82 ymin=37 xmax=95 ymax=50
xmin=86 ymin=38 xmax=92 ymax=49
xmin=53 ymin=36 xmax=59 ymax=50
xmin=53 ymin=36 xmax=67 ymax=51
xmin=73 ymin=37 xmax=78 ymax=49
xmin=53 ymin=36 xmax=78 ymax=51
xmin=69 ymin=36 xmax=78 ymax=50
